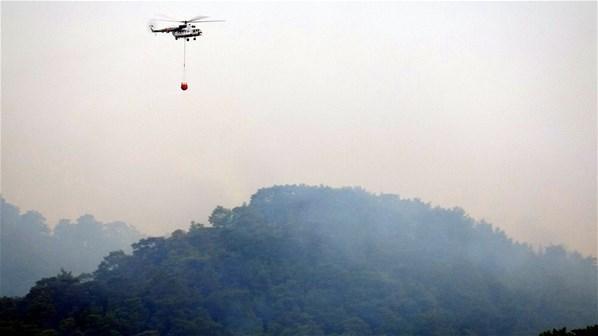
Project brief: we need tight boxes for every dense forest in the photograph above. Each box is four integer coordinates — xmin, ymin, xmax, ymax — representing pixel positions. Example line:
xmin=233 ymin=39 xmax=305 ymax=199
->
xmin=0 ymin=185 xmax=596 ymax=335
xmin=539 ymin=325 xmax=598 ymax=336
xmin=0 ymin=199 xmax=143 ymax=297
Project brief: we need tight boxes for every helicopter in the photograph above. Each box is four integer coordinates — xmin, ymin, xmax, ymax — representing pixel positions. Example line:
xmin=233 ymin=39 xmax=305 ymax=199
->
xmin=149 ymin=15 xmax=224 ymax=91
xmin=149 ymin=15 xmax=224 ymax=41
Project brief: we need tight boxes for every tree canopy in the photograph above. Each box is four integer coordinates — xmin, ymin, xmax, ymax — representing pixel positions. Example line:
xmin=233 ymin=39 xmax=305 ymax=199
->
xmin=1 ymin=185 xmax=596 ymax=335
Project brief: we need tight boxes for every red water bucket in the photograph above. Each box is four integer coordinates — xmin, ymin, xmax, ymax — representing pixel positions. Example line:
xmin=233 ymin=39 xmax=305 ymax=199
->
xmin=181 ymin=82 xmax=188 ymax=91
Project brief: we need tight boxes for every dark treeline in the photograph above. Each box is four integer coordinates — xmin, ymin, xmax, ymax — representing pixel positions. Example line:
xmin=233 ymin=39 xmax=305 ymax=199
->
xmin=0 ymin=199 xmax=143 ymax=297
xmin=0 ymin=185 xmax=596 ymax=335
xmin=539 ymin=325 xmax=598 ymax=336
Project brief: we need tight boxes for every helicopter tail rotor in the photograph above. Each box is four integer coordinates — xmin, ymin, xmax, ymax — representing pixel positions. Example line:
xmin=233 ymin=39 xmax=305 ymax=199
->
xmin=147 ymin=19 xmax=158 ymax=32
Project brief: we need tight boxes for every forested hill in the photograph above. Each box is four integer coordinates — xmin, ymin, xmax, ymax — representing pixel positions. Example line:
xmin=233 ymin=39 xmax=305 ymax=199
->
xmin=0 ymin=199 xmax=143 ymax=297
xmin=1 ymin=185 xmax=596 ymax=335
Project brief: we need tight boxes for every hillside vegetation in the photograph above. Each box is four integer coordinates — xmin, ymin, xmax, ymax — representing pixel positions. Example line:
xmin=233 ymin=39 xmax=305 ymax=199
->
xmin=0 ymin=185 xmax=595 ymax=335
xmin=1 ymin=199 xmax=143 ymax=297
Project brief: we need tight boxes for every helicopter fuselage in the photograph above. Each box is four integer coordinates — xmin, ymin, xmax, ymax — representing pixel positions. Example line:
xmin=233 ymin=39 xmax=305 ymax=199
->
xmin=173 ymin=24 xmax=202 ymax=40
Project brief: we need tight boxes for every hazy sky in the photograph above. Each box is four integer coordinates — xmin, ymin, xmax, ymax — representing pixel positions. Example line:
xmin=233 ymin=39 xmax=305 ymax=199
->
xmin=2 ymin=1 xmax=596 ymax=256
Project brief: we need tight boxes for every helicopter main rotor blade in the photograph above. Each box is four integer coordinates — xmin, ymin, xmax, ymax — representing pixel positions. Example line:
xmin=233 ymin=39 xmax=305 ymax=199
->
xmin=150 ymin=15 xmax=224 ymax=24
xmin=152 ymin=18 xmax=184 ymax=23
xmin=186 ymin=15 xmax=210 ymax=22
xmin=190 ymin=20 xmax=226 ymax=23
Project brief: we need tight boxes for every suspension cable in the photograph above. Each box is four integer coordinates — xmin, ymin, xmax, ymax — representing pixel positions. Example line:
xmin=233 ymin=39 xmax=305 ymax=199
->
xmin=182 ymin=39 xmax=187 ymax=82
